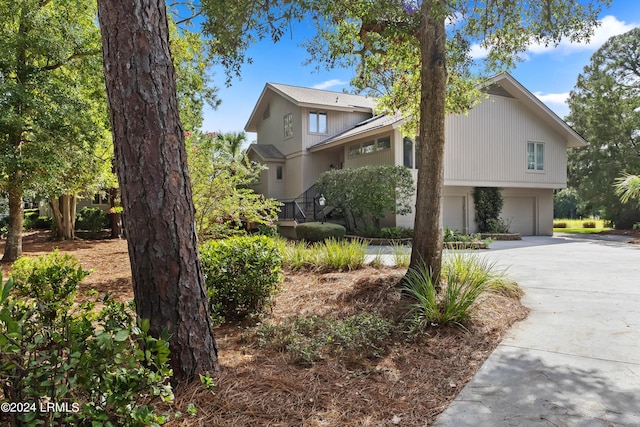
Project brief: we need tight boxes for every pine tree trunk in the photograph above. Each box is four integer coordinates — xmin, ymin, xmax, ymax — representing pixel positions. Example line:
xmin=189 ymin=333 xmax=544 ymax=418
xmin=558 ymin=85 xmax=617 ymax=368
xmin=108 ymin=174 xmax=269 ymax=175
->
xmin=97 ymin=0 xmax=218 ymax=380
xmin=2 ymin=187 xmax=23 ymax=262
xmin=410 ymin=0 xmax=447 ymax=281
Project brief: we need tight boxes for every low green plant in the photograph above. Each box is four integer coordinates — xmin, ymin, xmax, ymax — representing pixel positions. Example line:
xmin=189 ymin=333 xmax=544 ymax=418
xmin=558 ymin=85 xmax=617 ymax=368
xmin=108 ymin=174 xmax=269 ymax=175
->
xmin=391 ymin=241 xmax=410 ymax=268
xmin=255 ymin=313 xmax=393 ymax=365
xmin=582 ymin=220 xmax=597 ymax=228
xmin=281 ymin=238 xmax=368 ymax=271
xmin=322 ymin=238 xmax=367 ymax=271
xmin=553 ymin=222 xmax=568 ymax=228
xmin=1 ymin=252 xmax=173 ymax=426
xmin=403 ymin=254 xmax=521 ymax=329
xmin=296 ymin=221 xmax=346 ymax=242
xmin=200 ymin=235 xmax=283 ymax=323
xmin=486 ymin=217 xmax=511 ymax=233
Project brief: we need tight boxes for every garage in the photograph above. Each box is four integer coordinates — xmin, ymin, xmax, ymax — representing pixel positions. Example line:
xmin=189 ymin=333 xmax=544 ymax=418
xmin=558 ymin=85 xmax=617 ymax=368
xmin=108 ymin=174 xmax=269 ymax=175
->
xmin=502 ymin=196 xmax=536 ymax=235
xmin=443 ymin=196 xmax=466 ymax=233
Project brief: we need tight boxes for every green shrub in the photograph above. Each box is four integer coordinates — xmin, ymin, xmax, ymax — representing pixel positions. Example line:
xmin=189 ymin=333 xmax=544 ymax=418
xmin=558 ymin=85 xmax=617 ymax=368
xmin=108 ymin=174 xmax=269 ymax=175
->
xmin=296 ymin=221 xmax=346 ymax=242
xmin=486 ymin=217 xmax=511 ymax=233
xmin=380 ymin=226 xmax=413 ymax=239
xmin=1 ymin=252 xmax=173 ymax=426
xmin=582 ymin=221 xmax=597 ymax=228
xmin=473 ymin=187 xmax=504 ymax=233
xmin=553 ymin=222 xmax=568 ymax=228
xmin=76 ymin=206 xmax=109 ymax=237
xmin=23 ymin=209 xmax=43 ymax=230
xmin=200 ymin=235 xmax=282 ymax=323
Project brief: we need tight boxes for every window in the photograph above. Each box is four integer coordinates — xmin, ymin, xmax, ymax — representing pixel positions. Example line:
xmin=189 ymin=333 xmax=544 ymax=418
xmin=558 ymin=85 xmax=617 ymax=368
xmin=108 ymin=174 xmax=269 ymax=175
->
xmin=376 ymin=136 xmax=390 ymax=151
xmin=93 ymin=192 xmax=108 ymax=205
xmin=276 ymin=165 xmax=283 ymax=180
xmin=527 ymin=142 xmax=544 ymax=171
xmin=362 ymin=140 xmax=375 ymax=154
xmin=309 ymin=111 xmax=327 ymax=133
xmin=348 ymin=136 xmax=392 ymax=158
xmin=263 ymin=103 xmax=270 ymax=120
xmin=284 ymin=113 xmax=293 ymax=139
xmin=403 ymin=137 xmax=414 ymax=168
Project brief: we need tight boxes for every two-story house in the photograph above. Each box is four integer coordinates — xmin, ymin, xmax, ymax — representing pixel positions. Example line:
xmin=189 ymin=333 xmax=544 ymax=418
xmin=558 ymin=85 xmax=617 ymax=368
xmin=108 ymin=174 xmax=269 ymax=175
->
xmin=246 ymin=73 xmax=587 ymax=236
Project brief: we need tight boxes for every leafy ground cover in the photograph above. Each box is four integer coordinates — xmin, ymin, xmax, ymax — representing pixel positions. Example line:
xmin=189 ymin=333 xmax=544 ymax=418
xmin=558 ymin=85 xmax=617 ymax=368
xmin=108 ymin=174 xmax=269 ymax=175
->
xmin=1 ymin=231 xmax=530 ymax=426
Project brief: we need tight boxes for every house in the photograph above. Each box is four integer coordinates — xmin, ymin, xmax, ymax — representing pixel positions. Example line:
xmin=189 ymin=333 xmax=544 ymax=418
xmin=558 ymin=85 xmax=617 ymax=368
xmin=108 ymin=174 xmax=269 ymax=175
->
xmin=245 ymin=73 xmax=587 ymax=236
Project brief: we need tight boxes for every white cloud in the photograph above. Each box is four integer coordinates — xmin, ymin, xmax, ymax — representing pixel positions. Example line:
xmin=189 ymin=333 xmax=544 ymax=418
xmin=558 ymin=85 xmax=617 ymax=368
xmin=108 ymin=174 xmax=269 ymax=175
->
xmin=470 ymin=15 xmax=639 ymax=60
xmin=533 ymin=91 xmax=570 ymax=105
xmin=312 ymin=79 xmax=348 ymax=90
xmin=530 ymin=15 xmax=638 ymax=55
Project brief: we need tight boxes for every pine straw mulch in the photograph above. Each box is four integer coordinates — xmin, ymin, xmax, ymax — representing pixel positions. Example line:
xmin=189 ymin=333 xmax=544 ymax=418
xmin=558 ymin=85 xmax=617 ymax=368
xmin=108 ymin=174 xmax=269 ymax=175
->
xmin=1 ymin=232 xmax=529 ymax=426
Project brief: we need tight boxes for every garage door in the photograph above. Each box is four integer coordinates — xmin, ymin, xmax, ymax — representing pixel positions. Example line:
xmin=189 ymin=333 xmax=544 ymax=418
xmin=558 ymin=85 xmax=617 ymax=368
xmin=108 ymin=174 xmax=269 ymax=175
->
xmin=502 ymin=197 xmax=535 ymax=235
xmin=443 ymin=196 xmax=466 ymax=233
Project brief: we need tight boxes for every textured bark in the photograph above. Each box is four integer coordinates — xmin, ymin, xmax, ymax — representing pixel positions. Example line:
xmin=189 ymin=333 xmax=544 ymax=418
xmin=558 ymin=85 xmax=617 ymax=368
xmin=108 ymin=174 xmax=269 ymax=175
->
xmin=410 ymin=0 xmax=447 ymax=281
xmin=2 ymin=187 xmax=23 ymax=262
xmin=50 ymin=195 xmax=76 ymax=240
xmin=97 ymin=0 xmax=218 ymax=379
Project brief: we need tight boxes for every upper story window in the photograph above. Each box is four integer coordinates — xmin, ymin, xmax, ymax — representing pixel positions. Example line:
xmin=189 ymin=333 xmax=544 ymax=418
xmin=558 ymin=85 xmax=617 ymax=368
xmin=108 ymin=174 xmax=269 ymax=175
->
xmin=263 ymin=103 xmax=270 ymax=120
xmin=527 ymin=141 xmax=544 ymax=171
xmin=309 ymin=111 xmax=327 ymax=134
xmin=403 ymin=137 xmax=414 ymax=169
xmin=284 ymin=113 xmax=293 ymax=139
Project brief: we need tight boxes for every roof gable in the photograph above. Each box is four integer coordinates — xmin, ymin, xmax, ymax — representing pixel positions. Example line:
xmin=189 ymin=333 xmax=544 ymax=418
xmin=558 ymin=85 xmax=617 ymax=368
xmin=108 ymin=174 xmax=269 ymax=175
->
xmin=245 ymin=83 xmax=376 ymax=132
xmin=486 ymin=73 xmax=587 ymax=148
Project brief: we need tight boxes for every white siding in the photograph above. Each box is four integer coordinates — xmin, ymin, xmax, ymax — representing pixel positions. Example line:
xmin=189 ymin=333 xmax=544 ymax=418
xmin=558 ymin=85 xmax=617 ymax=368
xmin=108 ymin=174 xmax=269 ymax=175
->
xmin=444 ymin=94 xmax=568 ymax=188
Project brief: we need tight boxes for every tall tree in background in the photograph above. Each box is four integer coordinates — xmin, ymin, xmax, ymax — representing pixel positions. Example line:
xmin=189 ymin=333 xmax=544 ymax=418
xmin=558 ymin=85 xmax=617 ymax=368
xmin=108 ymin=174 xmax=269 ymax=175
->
xmin=97 ymin=0 xmax=218 ymax=380
xmin=302 ymin=0 xmax=607 ymax=279
xmin=567 ymin=27 xmax=640 ymax=228
xmin=0 ymin=0 xmax=103 ymax=260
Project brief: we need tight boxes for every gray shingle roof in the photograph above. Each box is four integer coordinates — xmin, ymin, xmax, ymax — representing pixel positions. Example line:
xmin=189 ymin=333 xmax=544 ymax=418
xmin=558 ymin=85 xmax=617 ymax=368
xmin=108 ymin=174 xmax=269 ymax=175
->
xmin=247 ymin=144 xmax=285 ymax=161
xmin=310 ymin=114 xmax=403 ymax=150
xmin=269 ymin=83 xmax=377 ymax=110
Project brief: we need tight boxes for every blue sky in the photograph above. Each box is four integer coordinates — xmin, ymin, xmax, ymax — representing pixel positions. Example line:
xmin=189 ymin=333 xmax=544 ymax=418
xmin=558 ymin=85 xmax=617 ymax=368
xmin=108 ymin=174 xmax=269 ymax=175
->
xmin=201 ymin=1 xmax=640 ymax=142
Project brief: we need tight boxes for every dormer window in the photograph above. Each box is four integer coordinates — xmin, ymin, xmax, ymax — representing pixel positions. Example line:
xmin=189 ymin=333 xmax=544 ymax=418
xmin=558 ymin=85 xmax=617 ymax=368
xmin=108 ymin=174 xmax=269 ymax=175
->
xmin=309 ymin=111 xmax=327 ymax=134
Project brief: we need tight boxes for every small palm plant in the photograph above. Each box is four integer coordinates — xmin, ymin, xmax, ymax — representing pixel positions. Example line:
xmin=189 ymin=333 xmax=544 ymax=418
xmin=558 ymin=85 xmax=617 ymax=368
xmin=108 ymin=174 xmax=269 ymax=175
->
xmin=615 ymin=174 xmax=640 ymax=205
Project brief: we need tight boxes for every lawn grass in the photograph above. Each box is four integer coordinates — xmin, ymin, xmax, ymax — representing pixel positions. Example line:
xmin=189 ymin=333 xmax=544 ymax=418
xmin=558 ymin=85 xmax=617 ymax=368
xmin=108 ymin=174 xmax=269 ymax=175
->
xmin=553 ymin=218 xmax=612 ymax=234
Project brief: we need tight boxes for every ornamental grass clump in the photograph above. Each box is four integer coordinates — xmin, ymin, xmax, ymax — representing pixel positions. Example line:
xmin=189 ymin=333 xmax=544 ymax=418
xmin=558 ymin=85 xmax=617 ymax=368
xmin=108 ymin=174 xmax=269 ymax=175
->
xmin=403 ymin=254 xmax=522 ymax=329
xmin=321 ymin=238 xmax=367 ymax=271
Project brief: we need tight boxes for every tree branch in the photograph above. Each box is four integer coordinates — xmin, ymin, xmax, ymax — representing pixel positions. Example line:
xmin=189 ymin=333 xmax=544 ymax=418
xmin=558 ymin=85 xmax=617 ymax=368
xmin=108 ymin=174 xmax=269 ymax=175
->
xmin=39 ymin=50 xmax=102 ymax=72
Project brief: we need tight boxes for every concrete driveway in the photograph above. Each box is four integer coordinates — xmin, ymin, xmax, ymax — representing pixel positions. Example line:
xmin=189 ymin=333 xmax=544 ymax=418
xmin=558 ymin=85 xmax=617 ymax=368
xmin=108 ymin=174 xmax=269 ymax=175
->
xmin=434 ymin=234 xmax=640 ymax=426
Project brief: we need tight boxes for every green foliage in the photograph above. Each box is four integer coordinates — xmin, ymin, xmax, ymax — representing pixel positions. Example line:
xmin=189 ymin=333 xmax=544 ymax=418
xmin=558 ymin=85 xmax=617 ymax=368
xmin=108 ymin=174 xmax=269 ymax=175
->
xmin=582 ymin=221 xmax=597 ymax=228
xmin=321 ymin=238 xmax=367 ymax=271
xmin=23 ymin=210 xmax=52 ymax=231
xmin=1 ymin=253 xmax=173 ymax=426
xmin=553 ymin=222 xmax=568 ymax=228
xmin=554 ymin=188 xmax=585 ymax=219
xmin=443 ymin=227 xmax=482 ymax=243
xmin=567 ymin=27 xmax=640 ymax=229
xmin=295 ymin=221 xmax=346 ymax=242
xmin=200 ymin=236 xmax=283 ymax=323
xmin=187 ymin=132 xmax=280 ymax=240
xmin=255 ymin=313 xmax=394 ymax=365
xmin=391 ymin=241 xmax=410 ymax=268
xmin=403 ymin=254 xmax=521 ymax=329
xmin=75 ymin=206 xmax=108 ymax=237
xmin=281 ymin=238 xmax=368 ymax=272
xmin=356 ymin=226 xmax=413 ymax=239
xmin=473 ymin=187 xmax=504 ymax=233
xmin=315 ymin=165 xmax=414 ymax=231
xmin=615 ymin=174 xmax=640 ymax=206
